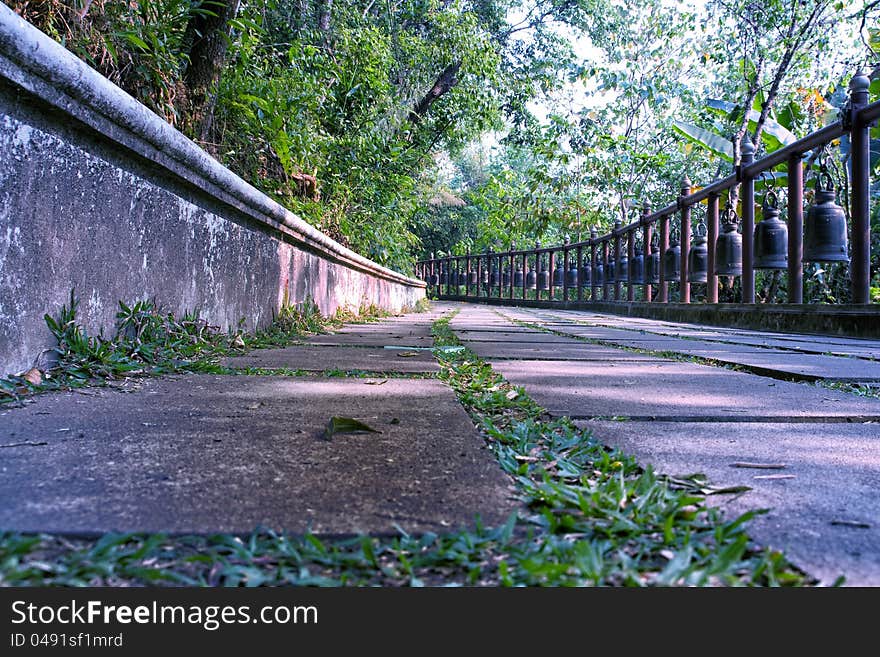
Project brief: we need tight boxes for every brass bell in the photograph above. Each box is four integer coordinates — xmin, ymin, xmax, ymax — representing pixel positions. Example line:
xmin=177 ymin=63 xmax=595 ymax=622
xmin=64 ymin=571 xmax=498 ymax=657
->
xmin=607 ymin=257 xmax=616 ymax=283
xmin=553 ymin=256 xmax=565 ymax=287
xmin=502 ymin=265 xmax=511 ymax=287
xmin=664 ymin=236 xmax=681 ymax=280
xmin=567 ymin=258 xmax=579 ymax=287
xmin=526 ymin=267 xmax=537 ymax=289
xmin=645 ymin=246 xmax=660 ymax=284
xmin=629 ymin=249 xmax=645 ymax=284
xmin=803 ymin=172 xmax=849 ymax=263
xmin=439 ymin=262 xmax=448 ymax=286
xmin=688 ymin=222 xmax=708 ymax=283
xmin=514 ymin=263 xmax=524 ymax=288
xmin=754 ymin=190 xmax=788 ymax=269
xmin=538 ymin=262 xmax=550 ymax=290
xmin=715 ymin=207 xmax=743 ymax=276
xmin=616 ymin=254 xmax=629 ymax=282
xmin=593 ymin=261 xmax=604 ymax=285
xmin=579 ymin=257 xmax=591 ymax=287
xmin=468 ymin=269 xmax=478 ymax=286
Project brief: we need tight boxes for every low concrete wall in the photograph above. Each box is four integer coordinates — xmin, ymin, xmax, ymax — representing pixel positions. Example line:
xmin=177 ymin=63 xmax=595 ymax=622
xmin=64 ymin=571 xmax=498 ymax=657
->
xmin=439 ymin=296 xmax=880 ymax=338
xmin=0 ymin=6 xmax=424 ymax=376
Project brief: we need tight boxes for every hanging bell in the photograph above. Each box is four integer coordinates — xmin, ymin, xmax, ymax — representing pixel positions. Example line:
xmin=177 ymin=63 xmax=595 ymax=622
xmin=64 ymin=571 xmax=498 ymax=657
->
xmin=645 ymin=249 xmax=660 ymax=284
xmin=715 ymin=208 xmax=743 ymax=276
xmin=502 ymin=266 xmax=511 ymax=287
xmin=468 ymin=269 xmax=478 ymax=286
xmin=490 ymin=266 xmax=501 ymax=287
xmin=579 ymin=259 xmax=591 ymax=287
xmin=525 ymin=266 xmax=537 ymax=289
xmin=606 ymin=258 xmax=616 ymax=283
xmin=481 ymin=266 xmax=489 ymax=286
xmin=593 ymin=261 xmax=604 ymax=285
xmin=616 ymin=254 xmax=629 ymax=282
xmin=629 ymin=249 xmax=644 ymax=285
xmin=664 ymin=237 xmax=681 ymax=280
xmin=688 ymin=223 xmax=708 ymax=283
xmin=567 ymin=259 xmax=579 ymax=287
xmin=439 ymin=263 xmax=448 ymax=286
xmin=803 ymin=172 xmax=849 ymax=263
xmin=514 ymin=263 xmax=525 ymax=288
xmin=754 ymin=190 xmax=788 ymax=269
xmin=553 ymin=257 xmax=565 ymax=287
xmin=538 ymin=259 xmax=550 ymax=290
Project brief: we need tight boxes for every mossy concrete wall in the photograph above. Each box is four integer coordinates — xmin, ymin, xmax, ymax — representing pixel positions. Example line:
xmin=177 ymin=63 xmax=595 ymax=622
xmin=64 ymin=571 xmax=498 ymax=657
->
xmin=0 ymin=6 xmax=424 ymax=376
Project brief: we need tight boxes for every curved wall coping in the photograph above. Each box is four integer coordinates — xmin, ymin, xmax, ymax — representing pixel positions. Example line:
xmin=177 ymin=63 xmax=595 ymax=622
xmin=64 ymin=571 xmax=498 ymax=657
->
xmin=0 ymin=4 xmax=423 ymax=289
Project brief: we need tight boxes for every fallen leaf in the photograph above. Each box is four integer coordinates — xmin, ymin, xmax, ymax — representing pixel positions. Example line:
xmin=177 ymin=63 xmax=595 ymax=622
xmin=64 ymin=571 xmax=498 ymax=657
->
xmin=753 ymin=474 xmax=796 ymax=480
xmin=730 ymin=462 xmax=787 ymax=470
xmin=389 ymin=418 xmax=400 ymax=425
xmin=830 ymin=519 xmax=871 ymax=529
xmin=364 ymin=379 xmax=388 ymax=386
xmin=22 ymin=368 xmax=42 ymax=385
xmin=245 ymin=402 xmax=265 ymax=410
xmin=323 ymin=416 xmax=382 ymax=440
xmin=397 ymin=351 xmax=420 ymax=357
xmin=704 ymin=485 xmax=752 ymax=495
xmin=505 ymin=390 xmax=519 ymax=400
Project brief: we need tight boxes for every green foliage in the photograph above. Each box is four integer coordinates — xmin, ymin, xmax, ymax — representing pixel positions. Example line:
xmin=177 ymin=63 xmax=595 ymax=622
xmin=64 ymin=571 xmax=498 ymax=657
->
xmin=0 ymin=291 xmax=390 ymax=405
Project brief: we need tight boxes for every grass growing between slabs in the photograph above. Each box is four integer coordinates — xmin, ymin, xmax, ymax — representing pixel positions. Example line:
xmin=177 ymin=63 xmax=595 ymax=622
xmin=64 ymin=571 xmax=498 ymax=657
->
xmin=0 ymin=291 xmax=403 ymax=406
xmin=1 ymin=308 xmax=812 ymax=586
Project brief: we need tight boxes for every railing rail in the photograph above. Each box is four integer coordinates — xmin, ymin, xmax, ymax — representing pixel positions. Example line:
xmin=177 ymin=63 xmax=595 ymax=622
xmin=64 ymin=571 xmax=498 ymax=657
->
xmin=418 ymin=71 xmax=879 ymax=307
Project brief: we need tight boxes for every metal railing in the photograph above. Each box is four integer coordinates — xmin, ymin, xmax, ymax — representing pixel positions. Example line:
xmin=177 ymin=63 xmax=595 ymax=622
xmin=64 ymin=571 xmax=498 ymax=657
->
xmin=418 ymin=72 xmax=879 ymax=306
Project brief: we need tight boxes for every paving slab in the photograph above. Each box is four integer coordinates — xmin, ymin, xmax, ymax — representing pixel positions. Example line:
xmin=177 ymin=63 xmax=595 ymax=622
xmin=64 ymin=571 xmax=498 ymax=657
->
xmin=306 ymin=332 xmax=434 ymax=347
xmin=666 ymin=347 xmax=880 ymax=381
xmin=462 ymin=341 xmax=665 ymax=361
xmin=224 ymin=345 xmax=439 ymax=373
xmin=0 ymin=376 xmax=514 ymax=535
xmin=577 ymin=419 xmax=880 ymax=586
xmin=488 ymin=359 xmax=880 ymax=420
xmin=454 ymin=330 xmax=584 ymax=344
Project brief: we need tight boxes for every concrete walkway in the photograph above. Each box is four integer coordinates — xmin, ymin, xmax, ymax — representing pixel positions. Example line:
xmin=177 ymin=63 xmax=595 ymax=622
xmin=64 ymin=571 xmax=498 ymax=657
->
xmin=0 ymin=303 xmax=515 ymax=536
xmin=448 ymin=302 xmax=880 ymax=586
xmin=2 ymin=299 xmax=878 ymax=585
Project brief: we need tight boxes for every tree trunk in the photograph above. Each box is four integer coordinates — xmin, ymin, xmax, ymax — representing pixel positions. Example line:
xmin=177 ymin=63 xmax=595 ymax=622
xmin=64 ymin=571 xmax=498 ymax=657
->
xmin=179 ymin=0 xmax=242 ymax=143
xmin=409 ymin=61 xmax=462 ymax=125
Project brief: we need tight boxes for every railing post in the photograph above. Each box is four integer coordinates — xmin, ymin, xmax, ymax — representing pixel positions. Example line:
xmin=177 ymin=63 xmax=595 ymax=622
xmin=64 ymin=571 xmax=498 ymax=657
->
xmin=562 ymin=236 xmax=570 ymax=302
xmin=659 ymin=214 xmax=668 ymax=302
xmin=627 ymin=228 xmax=636 ymax=301
xmin=707 ymin=193 xmax=719 ymax=303
xmin=850 ymin=71 xmax=871 ymax=305
xmin=741 ymin=137 xmax=756 ymax=303
xmin=465 ymin=250 xmax=470 ymax=297
xmin=508 ymin=245 xmax=514 ymax=300
xmin=642 ymin=202 xmax=652 ymax=303
xmin=602 ymin=240 xmax=611 ymax=301
xmin=590 ymin=228 xmax=598 ymax=302
xmin=547 ymin=248 xmax=554 ymax=302
xmin=787 ymin=155 xmax=804 ymax=304
xmin=680 ymin=176 xmax=692 ymax=303
xmin=576 ymin=242 xmax=584 ymax=302
xmin=613 ymin=221 xmax=622 ymax=301
xmin=521 ymin=250 xmax=527 ymax=301
xmin=476 ymin=249 xmax=483 ymax=299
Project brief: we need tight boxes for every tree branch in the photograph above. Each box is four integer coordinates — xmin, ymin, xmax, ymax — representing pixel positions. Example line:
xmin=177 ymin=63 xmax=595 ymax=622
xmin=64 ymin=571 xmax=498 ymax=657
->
xmin=409 ymin=61 xmax=462 ymax=124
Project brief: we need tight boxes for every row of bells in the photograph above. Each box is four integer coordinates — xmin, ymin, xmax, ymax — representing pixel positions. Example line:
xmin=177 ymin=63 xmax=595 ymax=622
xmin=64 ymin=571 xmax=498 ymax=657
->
xmin=428 ymin=186 xmax=848 ymax=286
